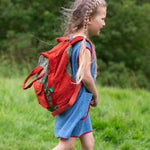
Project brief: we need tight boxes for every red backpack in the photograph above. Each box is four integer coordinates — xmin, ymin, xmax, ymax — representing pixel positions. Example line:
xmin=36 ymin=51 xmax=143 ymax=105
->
xmin=23 ymin=36 xmax=86 ymax=116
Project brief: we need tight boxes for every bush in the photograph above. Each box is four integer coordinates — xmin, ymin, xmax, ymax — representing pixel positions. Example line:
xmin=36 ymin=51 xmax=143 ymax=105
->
xmin=0 ymin=0 xmax=150 ymax=89
xmin=97 ymin=60 xmax=150 ymax=89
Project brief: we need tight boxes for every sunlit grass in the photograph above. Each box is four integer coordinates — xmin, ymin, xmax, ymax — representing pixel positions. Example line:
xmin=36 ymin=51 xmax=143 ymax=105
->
xmin=0 ymin=77 xmax=150 ymax=150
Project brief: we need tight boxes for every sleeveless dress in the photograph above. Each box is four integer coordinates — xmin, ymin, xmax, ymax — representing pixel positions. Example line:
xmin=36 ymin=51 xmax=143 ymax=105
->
xmin=54 ymin=37 xmax=96 ymax=139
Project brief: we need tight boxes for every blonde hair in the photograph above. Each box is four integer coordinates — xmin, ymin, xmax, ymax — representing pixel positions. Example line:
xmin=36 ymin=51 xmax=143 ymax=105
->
xmin=63 ymin=0 xmax=107 ymax=83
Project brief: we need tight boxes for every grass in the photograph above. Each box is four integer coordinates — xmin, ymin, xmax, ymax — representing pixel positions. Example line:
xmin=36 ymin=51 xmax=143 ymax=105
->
xmin=0 ymin=77 xmax=150 ymax=150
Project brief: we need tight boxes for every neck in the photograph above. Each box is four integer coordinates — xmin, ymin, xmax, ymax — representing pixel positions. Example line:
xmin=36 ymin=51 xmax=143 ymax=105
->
xmin=70 ymin=28 xmax=88 ymax=38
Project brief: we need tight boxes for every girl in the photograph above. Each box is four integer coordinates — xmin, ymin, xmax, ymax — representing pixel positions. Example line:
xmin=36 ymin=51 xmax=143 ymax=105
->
xmin=53 ymin=0 xmax=107 ymax=150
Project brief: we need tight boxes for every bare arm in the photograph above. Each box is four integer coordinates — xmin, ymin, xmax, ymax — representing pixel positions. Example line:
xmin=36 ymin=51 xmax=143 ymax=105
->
xmin=81 ymin=49 xmax=99 ymax=107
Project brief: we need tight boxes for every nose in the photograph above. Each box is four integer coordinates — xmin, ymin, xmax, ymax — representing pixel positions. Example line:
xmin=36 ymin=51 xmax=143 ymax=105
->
xmin=103 ymin=20 xmax=106 ymax=26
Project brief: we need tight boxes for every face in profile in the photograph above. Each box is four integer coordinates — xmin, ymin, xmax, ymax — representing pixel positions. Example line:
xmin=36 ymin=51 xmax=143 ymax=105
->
xmin=88 ymin=6 xmax=107 ymax=36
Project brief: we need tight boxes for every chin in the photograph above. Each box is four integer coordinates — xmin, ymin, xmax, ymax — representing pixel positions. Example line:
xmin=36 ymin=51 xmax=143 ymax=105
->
xmin=89 ymin=30 xmax=100 ymax=36
xmin=94 ymin=32 xmax=100 ymax=36
xmin=95 ymin=30 xmax=100 ymax=36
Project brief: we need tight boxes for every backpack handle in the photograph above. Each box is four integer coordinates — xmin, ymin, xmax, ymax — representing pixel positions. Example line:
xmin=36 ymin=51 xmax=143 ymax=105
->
xmin=56 ymin=36 xmax=84 ymax=44
xmin=23 ymin=65 xmax=45 ymax=89
xmin=56 ymin=37 xmax=70 ymax=43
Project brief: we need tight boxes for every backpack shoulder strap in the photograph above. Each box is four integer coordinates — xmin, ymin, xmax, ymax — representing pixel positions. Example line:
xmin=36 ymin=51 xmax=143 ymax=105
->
xmin=70 ymin=36 xmax=93 ymax=55
xmin=70 ymin=36 xmax=93 ymax=50
xmin=56 ymin=36 xmax=93 ymax=49
xmin=70 ymin=36 xmax=84 ymax=45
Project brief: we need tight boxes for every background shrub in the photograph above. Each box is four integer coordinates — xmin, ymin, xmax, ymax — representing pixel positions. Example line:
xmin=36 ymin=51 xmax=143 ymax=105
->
xmin=0 ymin=0 xmax=150 ymax=89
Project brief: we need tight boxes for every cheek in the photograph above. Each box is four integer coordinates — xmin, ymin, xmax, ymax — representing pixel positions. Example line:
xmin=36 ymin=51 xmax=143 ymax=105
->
xmin=95 ymin=18 xmax=100 ymax=23
xmin=99 ymin=20 xmax=104 ymax=25
xmin=92 ymin=16 xmax=99 ymax=22
xmin=96 ymin=18 xmax=103 ymax=25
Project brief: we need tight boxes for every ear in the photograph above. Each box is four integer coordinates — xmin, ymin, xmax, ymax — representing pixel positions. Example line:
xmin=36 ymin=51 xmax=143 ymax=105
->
xmin=88 ymin=16 xmax=92 ymax=25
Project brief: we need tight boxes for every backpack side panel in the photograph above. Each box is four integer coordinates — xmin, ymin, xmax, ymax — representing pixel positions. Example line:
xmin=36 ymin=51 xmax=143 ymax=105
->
xmin=33 ymin=54 xmax=58 ymax=110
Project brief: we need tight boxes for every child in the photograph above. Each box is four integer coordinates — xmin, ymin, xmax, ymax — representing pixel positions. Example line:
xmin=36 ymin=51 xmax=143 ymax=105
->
xmin=53 ymin=0 xmax=107 ymax=150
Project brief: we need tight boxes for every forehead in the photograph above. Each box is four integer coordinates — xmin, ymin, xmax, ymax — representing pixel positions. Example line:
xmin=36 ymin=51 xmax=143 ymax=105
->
xmin=95 ymin=6 xmax=107 ymax=17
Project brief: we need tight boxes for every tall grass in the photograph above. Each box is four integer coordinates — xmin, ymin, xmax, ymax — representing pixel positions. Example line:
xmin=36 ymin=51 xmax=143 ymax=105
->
xmin=0 ymin=77 xmax=150 ymax=150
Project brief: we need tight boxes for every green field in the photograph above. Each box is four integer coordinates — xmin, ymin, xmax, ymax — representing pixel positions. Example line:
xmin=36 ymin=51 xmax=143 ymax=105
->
xmin=0 ymin=77 xmax=150 ymax=150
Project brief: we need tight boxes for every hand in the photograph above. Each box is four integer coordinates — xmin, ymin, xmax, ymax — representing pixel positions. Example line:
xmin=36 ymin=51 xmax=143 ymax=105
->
xmin=90 ymin=96 xmax=99 ymax=107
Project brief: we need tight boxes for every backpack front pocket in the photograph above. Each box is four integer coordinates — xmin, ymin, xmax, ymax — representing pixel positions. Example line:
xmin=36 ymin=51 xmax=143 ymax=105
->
xmin=34 ymin=81 xmax=50 ymax=108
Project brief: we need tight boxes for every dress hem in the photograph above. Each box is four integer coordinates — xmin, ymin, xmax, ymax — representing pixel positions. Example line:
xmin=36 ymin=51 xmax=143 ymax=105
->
xmin=57 ymin=130 xmax=93 ymax=140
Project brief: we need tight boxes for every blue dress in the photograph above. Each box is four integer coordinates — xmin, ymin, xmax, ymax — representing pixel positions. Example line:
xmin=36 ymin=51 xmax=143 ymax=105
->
xmin=54 ymin=38 xmax=96 ymax=139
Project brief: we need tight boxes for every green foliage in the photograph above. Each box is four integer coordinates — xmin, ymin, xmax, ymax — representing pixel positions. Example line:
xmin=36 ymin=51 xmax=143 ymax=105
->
xmin=93 ymin=0 xmax=150 ymax=87
xmin=97 ymin=59 xmax=150 ymax=89
xmin=92 ymin=0 xmax=150 ymax=88
xmin=0 ymin=0 xmax=150 ymax=89
xmin=0 ymin=78 xmax=150 ymax=149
